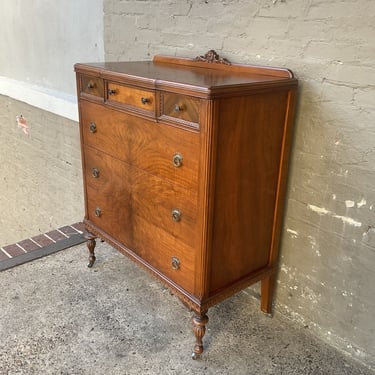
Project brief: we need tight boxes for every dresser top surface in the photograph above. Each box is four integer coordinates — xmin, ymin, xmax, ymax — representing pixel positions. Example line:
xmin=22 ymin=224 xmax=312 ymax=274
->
xmin=75 ymin=54 xmax=297 ymax=96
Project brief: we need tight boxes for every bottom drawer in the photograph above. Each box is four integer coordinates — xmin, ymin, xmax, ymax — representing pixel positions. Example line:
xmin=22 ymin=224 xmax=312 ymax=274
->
xmin=132 ymin=214 xmax=196 ymax=294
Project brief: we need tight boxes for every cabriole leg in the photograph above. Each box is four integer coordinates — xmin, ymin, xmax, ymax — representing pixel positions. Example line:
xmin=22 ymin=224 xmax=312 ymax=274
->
xmin=85 ymin=232 xmax=97 ymax=268
xmin=192 ymin=311 xmax=209 ymax=359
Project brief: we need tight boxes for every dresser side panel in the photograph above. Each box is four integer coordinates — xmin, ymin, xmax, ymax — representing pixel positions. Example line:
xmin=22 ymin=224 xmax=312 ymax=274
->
xmin=209 ymin=90 xmax=290 ymax=293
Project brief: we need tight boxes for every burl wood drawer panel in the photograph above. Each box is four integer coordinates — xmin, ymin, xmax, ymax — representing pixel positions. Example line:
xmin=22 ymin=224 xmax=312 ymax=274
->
xmin=107 ymin=82 xmax=155 ymax=114
xmin=161 ymin=93 xmax=200 ymax=126
xmin=80 ymin=75 xmax=104 ymax=98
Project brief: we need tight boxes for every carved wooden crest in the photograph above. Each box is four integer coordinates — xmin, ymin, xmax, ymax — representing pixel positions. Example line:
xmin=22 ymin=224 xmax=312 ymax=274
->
xmin=195 ymin=50 xmax=231 ymax=65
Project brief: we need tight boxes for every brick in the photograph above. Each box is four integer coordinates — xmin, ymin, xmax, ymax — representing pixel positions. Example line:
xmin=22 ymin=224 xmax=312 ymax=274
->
xmin=31 ymin=234 xmax=54 ymax=247
xmin=45 ymin=230 xmax=67 ymax=242
xmin=306 ymin=1 xmax=374 ymax=20
xmin=59 ymin=226 xmax=80 ymax=237
xmin=71 ymin=222 xmax=85 ymax=233
xmin=3 ymin=244 xmax=25 ymax=257
xmin=17 ymin=239 xmax=41 ymax=252
xmin=0 ymin=249 xmax=11 ymax=261
xmin=327 ymin=64 xmax=375 ymax=87
xmin=354 ymin=88 xmax=375 ymax=110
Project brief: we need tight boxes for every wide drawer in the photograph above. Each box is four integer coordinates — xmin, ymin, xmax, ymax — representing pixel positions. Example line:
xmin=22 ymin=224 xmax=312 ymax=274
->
xmin=160 ymin=93 xmax=200 ymax=127
xmin=130 ymin=118 xmax=200 ymax=189
xmin=107 ymin=82 xmax=155 ymax=114
xmin=80 ymin=101 xmax=200 ymax=189
xmin=132 ymin=214 xmax=196 ymax=294
xmin=80 ymin=101 xmax=131 ymax=162
xmin=80 ymin=74 xmax=104 ymax=99
xmin=131 ymin=167 xmax=197 ymax=248
xmin=84 ymin=147 xmax=132 ymax=246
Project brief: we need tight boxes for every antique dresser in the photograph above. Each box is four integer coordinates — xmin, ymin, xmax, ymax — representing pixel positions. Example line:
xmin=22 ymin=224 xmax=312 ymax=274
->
xmin=74 ymin=51 xmax=298 ymax=358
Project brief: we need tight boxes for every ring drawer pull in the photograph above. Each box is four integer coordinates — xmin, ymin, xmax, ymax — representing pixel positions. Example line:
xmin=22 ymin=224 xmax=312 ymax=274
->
xmin=171 ymin=208 xmax=182 ymax=222
xmin=89 ymin=122 xmax=97 ymax=133
xmin=171 ymin=257 xmax=180 ymax=270
xmin=108 ymin=88 xmax=117 ymax=96
xmin=94 ymin=207 xmax=102 ymax=217
xmin=92 ymin=168 xmax=100 ymax=178
xmin=172 ymin=153 xmax=183 ymax=168
xmin=141 ymin=97 xmax=150 ymax=104
xmin=174 ymin=104 xmax=183 ymax=112
xmin=87 ymin=82 xmax=95 ymax=89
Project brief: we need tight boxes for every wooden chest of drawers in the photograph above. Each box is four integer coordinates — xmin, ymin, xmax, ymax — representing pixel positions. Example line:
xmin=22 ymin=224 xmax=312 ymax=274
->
xmin=75 ymin=51 xmax=298 ymax=358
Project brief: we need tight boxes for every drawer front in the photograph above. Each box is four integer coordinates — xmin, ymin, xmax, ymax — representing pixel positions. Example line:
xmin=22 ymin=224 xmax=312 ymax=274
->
xmin=84 ymin=147 xmax=132 ymax=246
xmin=83 ymin=145 xmax=129 ymax=189
xmin=107 ymin=82 xmax=155 ymax=113
xmin=80 ymin=101 xmax=200 ymax=189
xmin=80 ymin=101 xmax=131 ymax=162
xmin=131 ymin=168 xmax=197 ymax=247
xmin=80 ymin=75 xmax=104 ymax=98
xmin=132 ymin=214 xmax=196 ymax=294
xmin=161 ymin=93 xmax=200 ymax=126
xmin=130 ymin=119 xmax=200 ymax=189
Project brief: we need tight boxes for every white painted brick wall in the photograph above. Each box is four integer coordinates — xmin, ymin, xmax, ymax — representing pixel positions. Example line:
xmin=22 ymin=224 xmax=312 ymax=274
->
xmin=103 ymin=0 xmax=375 ymax=368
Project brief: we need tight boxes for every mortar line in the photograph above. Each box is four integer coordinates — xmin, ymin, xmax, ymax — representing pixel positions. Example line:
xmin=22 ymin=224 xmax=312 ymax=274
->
xmin=56 ymin=229 xmax=70 ymax=238
xmin=1 ymin=248 xmax=13 ymax=258
xmin=29 ymin=238 xmax=43 ymax=247
xmin=43 ymin=233 xmax=57 ymax=243
xmin=15 ymin=243 xmax=28 ymax=253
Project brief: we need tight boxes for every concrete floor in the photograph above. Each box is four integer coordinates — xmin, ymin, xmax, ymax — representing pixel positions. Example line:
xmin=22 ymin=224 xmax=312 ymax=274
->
xmin=0 ymin=242 xmax=373 ymax=375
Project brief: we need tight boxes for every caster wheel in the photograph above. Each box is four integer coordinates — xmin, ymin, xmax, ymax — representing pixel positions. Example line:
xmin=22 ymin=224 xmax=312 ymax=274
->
xmin=87 ymin=256 xmax=96 ymax=268
xmin=191 ymin=352 xmax=201 ymax=360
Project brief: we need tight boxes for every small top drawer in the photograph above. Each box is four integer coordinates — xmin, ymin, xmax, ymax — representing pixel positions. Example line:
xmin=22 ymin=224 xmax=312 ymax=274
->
xmin=80 ymin=75 xmax=104 ymax=98
xmin=161 ymin=93 xmax=200 ymax=127
xmin=106 ymin=82 xmax=155 ymax=114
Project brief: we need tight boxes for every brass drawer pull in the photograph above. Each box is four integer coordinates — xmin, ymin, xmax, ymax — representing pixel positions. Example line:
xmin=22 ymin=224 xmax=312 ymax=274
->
xmin=95 ymin=207 xmax=102 ymax=217
xmin=87 ymin=82 xmax=95 ymax=89
xmin=108 ymin=88 xmax=117 ymax=96
xmin=172 ymin=153 xmax=183 ymax=168
xmin=141 ymin=97 xmax=150 ymax=104
xmin=171 ymin=257 xmax=180 ymax=270
xmin=89 ymin=122 xmax=97 ymax=133
xmin=174 ymin=104 xmax=183 ymax=112
xmin=171 ymin=208 xmax=182 ymax=222
xmin=92 ymin=168 xmax=100 ymax=178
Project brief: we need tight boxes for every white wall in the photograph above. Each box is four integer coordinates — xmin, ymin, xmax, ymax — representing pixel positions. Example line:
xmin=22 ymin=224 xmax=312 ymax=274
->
xmin=0 ymin=0 xmax=104 ymax=119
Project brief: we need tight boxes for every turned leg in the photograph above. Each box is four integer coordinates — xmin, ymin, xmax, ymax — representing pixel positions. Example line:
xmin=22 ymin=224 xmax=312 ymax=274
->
xmin=84 ymin=232 xmax=97 ymax=268
xmin=192 ymin=311 xmax=209 ymax=359
xmin=261 ymin=273 xmax=277 ymax=315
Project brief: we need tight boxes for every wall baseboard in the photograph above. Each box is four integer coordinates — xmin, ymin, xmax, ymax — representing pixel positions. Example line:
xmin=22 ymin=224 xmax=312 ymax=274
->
xmin=0 ymin=76 xmax=78 ymax=122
